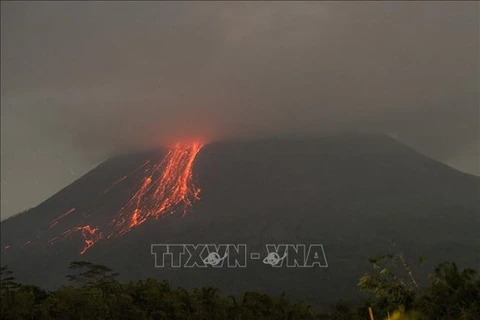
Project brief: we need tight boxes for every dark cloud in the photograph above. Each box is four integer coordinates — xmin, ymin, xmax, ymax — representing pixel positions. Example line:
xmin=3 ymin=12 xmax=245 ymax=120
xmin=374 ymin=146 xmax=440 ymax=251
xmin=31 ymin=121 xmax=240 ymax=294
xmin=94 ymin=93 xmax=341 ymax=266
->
xmin=1 ymin=1 xmax=478 ymax=218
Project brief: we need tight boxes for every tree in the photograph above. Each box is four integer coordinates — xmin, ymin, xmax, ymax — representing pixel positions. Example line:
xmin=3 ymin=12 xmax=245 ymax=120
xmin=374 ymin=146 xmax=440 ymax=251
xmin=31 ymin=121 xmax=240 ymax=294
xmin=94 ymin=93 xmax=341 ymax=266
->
xmin=0 ymin=265 xmax=19 ymax=291
xmin=416 ymin=262 xmax=480 ymax=319
xmin=358 ymin=253 xmax=419 ymax=314
xmin=66 ymin=261 xmax=119 ymax=287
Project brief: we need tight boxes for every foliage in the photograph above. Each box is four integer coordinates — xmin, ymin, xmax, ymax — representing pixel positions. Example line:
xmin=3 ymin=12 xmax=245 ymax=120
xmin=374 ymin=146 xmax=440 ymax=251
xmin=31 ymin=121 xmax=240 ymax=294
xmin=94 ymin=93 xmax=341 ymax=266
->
xmin=1 ymin=257 xmax=479 ymax=319
xmin=67 ymin=261 xmax=119 ymax=287
xmin=0 ymin=263 xmax=325 ymax=319
xmin=358 ymin=253 xmax=419 ymax=314
xmin=358 ymin=253 xmax=480 ymax=320
xmin=1 ymin=265 xmax=19 ymax=290
xmin=416 ymin=262 xmax=480 ymax=319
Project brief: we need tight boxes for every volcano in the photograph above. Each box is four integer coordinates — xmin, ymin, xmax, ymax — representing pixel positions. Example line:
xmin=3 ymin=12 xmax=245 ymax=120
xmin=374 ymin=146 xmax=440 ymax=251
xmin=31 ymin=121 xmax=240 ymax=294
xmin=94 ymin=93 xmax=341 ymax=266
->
xmin=1 ymin=134 xmax=479 ymax=305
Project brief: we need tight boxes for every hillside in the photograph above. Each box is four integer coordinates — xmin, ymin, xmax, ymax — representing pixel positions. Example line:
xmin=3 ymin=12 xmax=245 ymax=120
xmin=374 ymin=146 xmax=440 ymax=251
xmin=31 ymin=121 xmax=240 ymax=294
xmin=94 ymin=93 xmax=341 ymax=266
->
xmin=1 ymin=134 xmax=479 ymax=305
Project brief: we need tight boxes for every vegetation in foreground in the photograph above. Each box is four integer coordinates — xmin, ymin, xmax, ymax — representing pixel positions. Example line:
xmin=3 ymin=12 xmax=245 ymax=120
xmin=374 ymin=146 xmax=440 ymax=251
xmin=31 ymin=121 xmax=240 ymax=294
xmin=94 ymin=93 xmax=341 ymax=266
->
xmin=1 ymin=253 xmax=479 ymax=319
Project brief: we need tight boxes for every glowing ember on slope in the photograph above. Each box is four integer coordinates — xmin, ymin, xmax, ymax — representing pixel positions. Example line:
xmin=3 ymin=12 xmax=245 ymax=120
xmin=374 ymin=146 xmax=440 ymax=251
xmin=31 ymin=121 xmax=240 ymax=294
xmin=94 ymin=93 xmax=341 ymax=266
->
xmin=46 ymin=142 xmax=204 ymax=254
xmin=21 ymin=240 xmax=35 ymax=248
xmin=111 ymin=142 xmax=204 ymax=236
xmin=48 ymin=208 xmax=76 ymax=228
xmin=49 ymin=225 xmax=103 ymax=255
xmin=103 ymin=160 xmax=151 ymax=194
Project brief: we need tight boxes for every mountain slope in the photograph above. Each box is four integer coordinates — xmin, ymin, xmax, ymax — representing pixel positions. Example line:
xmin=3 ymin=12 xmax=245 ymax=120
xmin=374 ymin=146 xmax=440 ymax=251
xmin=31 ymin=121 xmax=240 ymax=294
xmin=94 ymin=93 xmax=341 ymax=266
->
xmin=1 ymin=134 xmax=479 ymax=305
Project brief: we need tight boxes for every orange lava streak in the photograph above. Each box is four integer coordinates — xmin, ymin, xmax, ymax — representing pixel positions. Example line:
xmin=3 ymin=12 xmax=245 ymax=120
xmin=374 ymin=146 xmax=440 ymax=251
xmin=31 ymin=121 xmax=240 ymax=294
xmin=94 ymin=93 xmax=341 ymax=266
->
xmin=49 ymin=208 xmax=76 ymax=228
xmin=103 ymin=160 xmax=151 ymax=194
xmin=49 ymin=225 xmax=102 ymax=255
xmin=46 ymin=141 xmax=204 ymax=254
xmin=112 ymin=142 xmax=204 ymax=236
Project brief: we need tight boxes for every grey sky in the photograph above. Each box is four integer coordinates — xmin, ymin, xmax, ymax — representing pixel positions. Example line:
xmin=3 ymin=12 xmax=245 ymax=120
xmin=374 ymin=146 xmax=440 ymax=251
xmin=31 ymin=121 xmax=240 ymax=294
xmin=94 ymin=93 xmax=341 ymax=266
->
xmin=1 ymin=1 xmax=479 ymax=219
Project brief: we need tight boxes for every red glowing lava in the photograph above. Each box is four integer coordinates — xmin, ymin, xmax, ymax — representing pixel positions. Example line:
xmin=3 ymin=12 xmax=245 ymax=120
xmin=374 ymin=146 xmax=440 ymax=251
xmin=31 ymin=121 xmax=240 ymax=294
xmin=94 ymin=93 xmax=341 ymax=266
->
xmin=49 ymin=225 xmax=103 ymax=255
xmin=49 ymin=208 xmax=76 ymax=228
xmin=103 ymin=160 xmax=151 ymax=194
xmin=47 ymin=141 xmax=204 ymax=254
xmin=112 ymin=141 xmax=204 ymax=236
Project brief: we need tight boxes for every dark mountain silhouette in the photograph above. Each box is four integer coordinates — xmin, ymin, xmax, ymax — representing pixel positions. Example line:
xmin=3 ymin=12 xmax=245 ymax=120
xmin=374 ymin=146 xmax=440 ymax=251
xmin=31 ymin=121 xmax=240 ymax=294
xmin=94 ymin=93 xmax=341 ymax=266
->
xmin=1 ymin=134 xmax=479 ymax=306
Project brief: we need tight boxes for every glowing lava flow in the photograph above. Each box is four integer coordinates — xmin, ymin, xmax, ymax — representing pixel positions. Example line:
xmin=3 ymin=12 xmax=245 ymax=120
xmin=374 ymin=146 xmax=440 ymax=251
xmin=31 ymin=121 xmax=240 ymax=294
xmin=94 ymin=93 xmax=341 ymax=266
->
xmin=111 ymin=142 xmax=204 ymax=236
xmin=48 ymin=208 xmax=76 ymax=228
xmin=47 ymin=141 xmax=204 ymax=254
xmin=103 ymin=160 xmax=151 ymax=194
xmin=49 ymin=225 xmax=103 ymax=255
